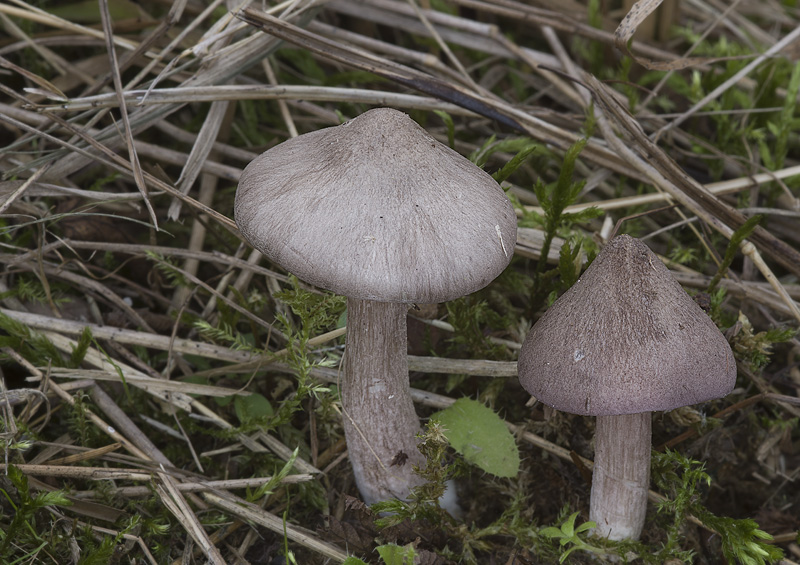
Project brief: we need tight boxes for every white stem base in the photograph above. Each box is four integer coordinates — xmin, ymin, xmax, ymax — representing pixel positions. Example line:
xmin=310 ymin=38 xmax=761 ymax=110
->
xmin=590 ymin=413 xmax=651 ymax=540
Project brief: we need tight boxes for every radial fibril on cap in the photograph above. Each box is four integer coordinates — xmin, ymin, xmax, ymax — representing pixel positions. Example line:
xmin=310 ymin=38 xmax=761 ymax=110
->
xmin=517 ymin=234 xmax=736 ymax=540
xmin=518 ymin=234 xmax=736 ymax=416
xmin=234 ymin=108 xmax=517 ymax=304
xmin=234 ymin=108 xmax=516 ymax=509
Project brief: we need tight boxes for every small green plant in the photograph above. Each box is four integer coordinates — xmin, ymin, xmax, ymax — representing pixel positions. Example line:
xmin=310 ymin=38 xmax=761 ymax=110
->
xmin=267 ymin=278 xmax=344 ymax=426
xmin=68 ymin=326 xmax=93 ymax=368
xmin=555 ymin=237 xmax=587 ymax=293
xmin=370 ymin=420 xmax=457 ymax=529
xmin=532 ymin=138 xmax=593 ymax=276
xmin=652 ymin=450 xmax=784 ymax=565
xmin=344 ymin=542 xmax=418 ymax=565
xmin=490 ymin=140 xmax=539 ymax=185
xmin=754 ymin=61 xmax=800 ymax=172
xmin=69 ymin=391 xmax=102 ymax=447
xmin=194 ymin=319 xmax=260 ymax=353
xmin=702 ymin=515 xmax=784 ymax=565
xmin=729 ymin=312 xmax=796 ymax=370
xmin=248 ymin=448 xmax=299 ymax=502
xmin=0 ymin=275 xmax=66 ymax=306
xmin=76 ymin=515 xmax=142 ymax=565
xmin=539 ymin=511 xmax=599 ymax=563
xmin=706 ymin=214 xmax=763 ymax=293
xmin=0 ymin=310 xmax=65 ymax=367
xmin=663 ymin=32 xmax=800 ymax=181
xmin=209 ymin=277 xmax=344 ymax=440
xmin=469 ymin=136 xmax=538 ymax=173
xmin=0 ymin=465 xmax=72 ymax=561
xmin=274 ymin=276 xmax=347 ymax=340
xmin=445 ymin=295 xmax=509 ymax=360
xmin=145 ymin=250 xmax=189 ymax=288
xmin=668 ymin=243 xmax=699 ymax=267
xmin=523 ymin=137 xmax=602 ymax=310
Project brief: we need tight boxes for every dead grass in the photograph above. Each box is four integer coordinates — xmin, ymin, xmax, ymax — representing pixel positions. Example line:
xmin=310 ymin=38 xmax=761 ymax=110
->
xmin=1 ymin=0 xmax=799 ymax=563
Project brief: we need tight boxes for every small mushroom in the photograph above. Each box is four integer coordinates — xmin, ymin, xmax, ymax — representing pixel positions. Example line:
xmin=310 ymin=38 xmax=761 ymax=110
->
xmin=235 ymin=108 xmax=517 ymax=505
xmin=517 ymin=234 xmax=736 ymax=540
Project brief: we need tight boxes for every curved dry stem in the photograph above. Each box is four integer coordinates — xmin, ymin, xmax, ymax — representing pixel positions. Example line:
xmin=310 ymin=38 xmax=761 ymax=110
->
xmin=590 ymin=412 xmax=652 ymax=540
xmin=341 ymin=298 xmax=425 ymax=505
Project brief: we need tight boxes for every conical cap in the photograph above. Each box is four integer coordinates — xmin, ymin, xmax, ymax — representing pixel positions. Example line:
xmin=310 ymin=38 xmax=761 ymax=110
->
xmin=518 ymin=235 xmax=736 ymax=416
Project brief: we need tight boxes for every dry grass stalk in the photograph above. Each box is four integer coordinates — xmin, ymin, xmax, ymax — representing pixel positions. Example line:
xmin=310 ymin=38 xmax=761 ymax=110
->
xmin=1 ymin=0 xmax=799 ymax=561
xmin=70 ymin=474 xmax=314 ymax=499
xmin=203 ymin=491 xmax=351 ymax=562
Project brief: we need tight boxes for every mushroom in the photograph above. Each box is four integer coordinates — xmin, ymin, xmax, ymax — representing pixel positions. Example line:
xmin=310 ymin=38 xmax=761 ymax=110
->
xmin=234 ymin=108 xmax=517 ymax=505
xmin=517 ymin=234 xmax=736 ymax=540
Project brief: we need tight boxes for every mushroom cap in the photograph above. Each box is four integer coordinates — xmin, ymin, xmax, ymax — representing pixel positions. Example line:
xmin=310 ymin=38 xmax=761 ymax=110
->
xmin=517 ymin=235 xmax=736 ymax=416
xmin=234 ymin=108 xmax=517 ymax=303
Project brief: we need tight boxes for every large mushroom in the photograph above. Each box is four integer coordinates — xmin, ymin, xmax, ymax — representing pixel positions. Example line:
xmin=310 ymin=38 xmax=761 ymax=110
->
xmin=517 ymin=234 xmax=736 ymax=540
xmin=235 ymin=108 xmax=517 ymax=505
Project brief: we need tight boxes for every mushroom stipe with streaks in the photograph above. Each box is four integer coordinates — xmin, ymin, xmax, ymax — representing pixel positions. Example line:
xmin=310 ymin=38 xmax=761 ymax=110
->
xmin=518 ymin=234 xmax=736 ymax=540
xmin=235 ymin=108 xmax=517 ymax=507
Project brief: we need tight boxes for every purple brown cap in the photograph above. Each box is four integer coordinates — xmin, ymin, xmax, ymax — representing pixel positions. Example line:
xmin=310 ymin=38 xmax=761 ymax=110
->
xmin=518 ymin=235 xmax=736 ymax=416
xmin=235 ymin=108 xmax=517 ymax=303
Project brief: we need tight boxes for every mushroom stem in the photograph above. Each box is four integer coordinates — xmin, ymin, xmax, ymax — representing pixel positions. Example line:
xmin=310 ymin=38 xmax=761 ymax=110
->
xmin=341 ymin=297 xmax=426 ymax=505
xmin=590 ymin=412 xmax=651 ymax=540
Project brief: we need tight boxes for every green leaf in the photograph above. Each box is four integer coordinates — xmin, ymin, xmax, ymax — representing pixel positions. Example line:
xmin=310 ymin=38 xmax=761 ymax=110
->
xmin=532 ymin=179 xmax=550 ymax=217
xmin=560 ymin=206 xmax=603 ymax=224
xmin=342 ymin=558 xmax=368 ymax=565
xmin=234 ymin=393 xmax=273 ymax=424
xmin=432 ymin=398 xmax=520 ymax=478
xmin=574 ymin=520 xmax=595 ymax=534
xmin=492 ymin=140 xmax=539 ymax=184
xmin=279 ymin=48 xmax=328 ymax=83
xmin=557 ymin=240 xmax=581 ymax=289
xmin=560 ymin=511 xmax=578 ymax=537
xmin=34 ymin=490 xmax=72 ymax=509
xmin=470 ymin=137 xmax=534 ymax=168
xmin=376 ymin=543 xmax=416 ymax=565
xmin=469 ymin=135 xmax=498 ymax=167
xmin=539 ymin=512 xmax=599 ymax=563
xmin=249 ymin=448 xmax=300 ymax=501
xmin=540 ymin=526 xmax=566 ymax=539
xmin=707 ymin=214 xmax=763 ymax=292
xmin=550 ymin=138 xmax=588 ymax=215
xmin=68 ymin=326 xmax=93 ymax=368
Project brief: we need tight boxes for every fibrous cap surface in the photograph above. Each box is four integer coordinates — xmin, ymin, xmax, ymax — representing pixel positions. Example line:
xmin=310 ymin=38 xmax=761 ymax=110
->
xmin=235 ymin=108 xmax=517 ymax=303
xmin=518 ymin=235 xmax=736 ymax=416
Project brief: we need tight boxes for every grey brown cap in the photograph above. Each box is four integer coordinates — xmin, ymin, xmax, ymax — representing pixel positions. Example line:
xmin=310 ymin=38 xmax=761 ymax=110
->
xmin=518 ymin=235 xmax=736 ymax=416
xmin=235 ymin=108 xmax=517 ymax=303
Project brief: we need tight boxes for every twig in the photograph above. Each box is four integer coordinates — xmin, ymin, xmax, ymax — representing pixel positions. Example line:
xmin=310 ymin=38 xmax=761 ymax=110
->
xmin=656 ymin=25 xmax=800 ymax=136
xmin=203 ymin=491 xmax=350 ymax=562
xmin=98 ymin=0 xmax=157 ymax=229
xmin=70 ymin=475 xmax=314 ymax=499
xmin=156 ymin=470 xmax=226 ymax=565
